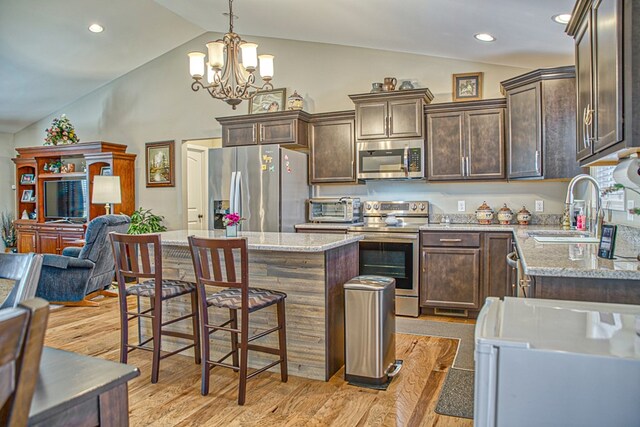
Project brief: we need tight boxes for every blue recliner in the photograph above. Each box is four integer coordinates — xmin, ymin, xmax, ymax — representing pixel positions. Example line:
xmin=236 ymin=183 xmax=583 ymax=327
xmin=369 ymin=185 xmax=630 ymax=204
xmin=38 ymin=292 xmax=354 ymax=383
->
xmin=36 ymin=215 xmax=131 ymax=305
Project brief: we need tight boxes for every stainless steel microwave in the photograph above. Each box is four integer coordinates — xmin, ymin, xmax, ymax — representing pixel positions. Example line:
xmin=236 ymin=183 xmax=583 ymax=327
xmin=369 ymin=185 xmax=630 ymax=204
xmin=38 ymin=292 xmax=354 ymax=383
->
xmin=357 ymin=140 xmax=425 ymax=180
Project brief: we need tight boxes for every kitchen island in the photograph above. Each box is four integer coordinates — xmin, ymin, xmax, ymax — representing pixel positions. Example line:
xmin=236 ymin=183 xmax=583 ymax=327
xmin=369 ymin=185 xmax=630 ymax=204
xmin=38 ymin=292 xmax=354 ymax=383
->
xmin=148 ymin=230 xmax=362 ymax=381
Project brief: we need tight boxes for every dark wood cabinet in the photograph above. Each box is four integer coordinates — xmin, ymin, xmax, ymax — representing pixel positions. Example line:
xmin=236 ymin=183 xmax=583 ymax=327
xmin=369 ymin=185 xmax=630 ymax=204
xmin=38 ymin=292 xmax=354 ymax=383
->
xmin=484 ymin=233 xmax=513 ymax=299
xmin=349 ymin=89 xmax=433 ymax=141
xmin=217 ymin=110 xmax=311 ymax=149
xmin=15 ymin=222 xmax=36 ymax=253
xmin=38 ymin=233 xmax=60 ymax=255
xmin=421 ymin=247 xmax=481 ymax=310
xmin=309 ymin=111 xmax=356 ymax=184
xmin=501 ymin=66 xmax=583 ymax=179
xmin=567 ymin=0 xmax=638 ymax=165
xmin=33 ymin=225 xmax=84 ymax=255
xmin=420 ymin=231 xmax=514 ymax=316
xmin=426 ymin=99 xmax=506 ymax=181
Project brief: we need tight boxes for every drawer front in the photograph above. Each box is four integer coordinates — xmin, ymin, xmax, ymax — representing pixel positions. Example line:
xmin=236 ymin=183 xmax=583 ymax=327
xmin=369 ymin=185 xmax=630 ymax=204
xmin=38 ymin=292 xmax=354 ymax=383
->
xmin=421 ymin=232 xmax=480 ymax=247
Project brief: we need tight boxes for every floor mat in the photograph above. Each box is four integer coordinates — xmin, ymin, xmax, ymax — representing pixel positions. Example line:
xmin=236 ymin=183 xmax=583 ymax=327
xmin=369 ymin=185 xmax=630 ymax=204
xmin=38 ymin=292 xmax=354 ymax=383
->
xmin=435 ymin=368 xmax=474 ymax=419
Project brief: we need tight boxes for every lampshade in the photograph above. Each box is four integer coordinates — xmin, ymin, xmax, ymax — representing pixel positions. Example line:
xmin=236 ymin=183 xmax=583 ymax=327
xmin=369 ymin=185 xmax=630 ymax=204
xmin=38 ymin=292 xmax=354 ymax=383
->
xmin=206 ymin=41 xmax=225 ymax=69
xmin=188 ymin=52 xmax=206 ymax=78
xmin=92 ymin=175 xmax=122 ymax=204
xmin=240 ymin=43 xmax=258 ymax=70
xmin=258 ymin=54 xmax=274 ymax=79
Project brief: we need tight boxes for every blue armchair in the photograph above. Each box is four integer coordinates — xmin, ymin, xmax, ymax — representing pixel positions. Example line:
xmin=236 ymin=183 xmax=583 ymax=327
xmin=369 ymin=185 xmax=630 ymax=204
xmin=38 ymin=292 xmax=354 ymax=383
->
xmin=35 ymin=215 xmax=131 ymax=306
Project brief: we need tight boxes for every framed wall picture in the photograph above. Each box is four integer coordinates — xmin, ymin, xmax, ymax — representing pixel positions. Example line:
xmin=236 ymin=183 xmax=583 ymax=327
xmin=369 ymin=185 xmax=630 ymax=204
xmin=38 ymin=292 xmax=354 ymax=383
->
xmin=20 ymin=173 xmax=35 ymax=184
xmin=452 ymin=72 xmax=483 ymax=102
xmin=249 ymin=88 xmax=286 ymax=114
xmin=145 ymin=140 xmax=175 ymax=187
xmin=21 ymin=189 xmax=33 ymax=202
xmin=100 ymin=166 xmax=112 ymax=176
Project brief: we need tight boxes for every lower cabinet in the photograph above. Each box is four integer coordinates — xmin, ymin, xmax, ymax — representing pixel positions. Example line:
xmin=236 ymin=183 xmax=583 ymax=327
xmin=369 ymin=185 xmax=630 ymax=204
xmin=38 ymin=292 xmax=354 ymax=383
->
xmin=421 ymin=247 xmax=481 ymax=309
xmin=420 ymin=231 xmax=513 ymax=316
xmin=15 ymin=222 xmax=84 ymax=254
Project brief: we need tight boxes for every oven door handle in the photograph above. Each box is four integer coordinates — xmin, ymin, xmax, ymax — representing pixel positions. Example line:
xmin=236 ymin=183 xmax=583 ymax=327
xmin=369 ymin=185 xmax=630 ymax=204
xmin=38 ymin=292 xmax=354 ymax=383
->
xmin=351 ymin=233 xmax=419 ymax=241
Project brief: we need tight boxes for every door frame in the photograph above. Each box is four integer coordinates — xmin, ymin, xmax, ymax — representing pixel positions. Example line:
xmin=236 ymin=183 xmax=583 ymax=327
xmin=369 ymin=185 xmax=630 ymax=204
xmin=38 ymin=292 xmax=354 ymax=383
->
xmin=181 ymin=138 xmax=222 ymax=230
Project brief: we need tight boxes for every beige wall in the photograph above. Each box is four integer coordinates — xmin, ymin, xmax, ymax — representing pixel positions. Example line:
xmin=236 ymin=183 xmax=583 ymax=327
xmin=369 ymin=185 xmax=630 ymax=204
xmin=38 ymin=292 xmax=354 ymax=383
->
xmin=13 ymin=32 xmax=574 ymax=229
xmin=0 ymin=132 xmax=15 ymax=250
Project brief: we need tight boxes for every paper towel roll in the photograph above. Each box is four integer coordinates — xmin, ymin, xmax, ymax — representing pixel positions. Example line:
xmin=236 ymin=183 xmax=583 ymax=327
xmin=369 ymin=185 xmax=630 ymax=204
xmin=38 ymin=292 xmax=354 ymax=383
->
xmin=613 ymin=157 xmax=640 ymax=189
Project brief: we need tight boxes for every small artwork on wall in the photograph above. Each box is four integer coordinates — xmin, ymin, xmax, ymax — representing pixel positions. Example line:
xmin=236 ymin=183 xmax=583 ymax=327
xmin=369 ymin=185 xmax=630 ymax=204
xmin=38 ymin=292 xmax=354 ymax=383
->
xmin=249 ymin=88 xmax=286 ymax=114
xmin=452 ymin=72 xmax=483 ymax=102
xmin=146 ymin=140 xmax=175 ymax=187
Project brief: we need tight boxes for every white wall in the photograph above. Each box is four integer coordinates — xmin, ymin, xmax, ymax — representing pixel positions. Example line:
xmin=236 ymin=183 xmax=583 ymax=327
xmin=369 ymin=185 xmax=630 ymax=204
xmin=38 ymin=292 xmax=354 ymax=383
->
xmin=14 ymin=32 xmax=573 ymax=229
xmin=0 ymin=132 xmax=15 ymax=249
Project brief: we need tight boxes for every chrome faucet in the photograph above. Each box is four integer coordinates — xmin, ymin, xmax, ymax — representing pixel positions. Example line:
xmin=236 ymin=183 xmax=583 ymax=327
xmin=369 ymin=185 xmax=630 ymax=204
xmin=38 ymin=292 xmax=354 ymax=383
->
xmin=565 ymin=174 xmax=602 ymax=237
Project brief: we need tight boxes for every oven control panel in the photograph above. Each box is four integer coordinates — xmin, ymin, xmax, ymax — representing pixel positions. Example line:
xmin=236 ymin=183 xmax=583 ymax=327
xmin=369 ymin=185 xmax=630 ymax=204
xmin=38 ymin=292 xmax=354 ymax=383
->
xmin=364 ymin=200 xmax=429 ymax=216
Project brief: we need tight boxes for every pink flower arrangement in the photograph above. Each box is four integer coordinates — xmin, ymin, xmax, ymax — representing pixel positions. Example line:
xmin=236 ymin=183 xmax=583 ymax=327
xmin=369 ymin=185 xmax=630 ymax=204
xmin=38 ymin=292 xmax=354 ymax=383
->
xmin=44 ymin=114 xmax=79 ymax=145
xmin=223 ymin=212 xmax=244 ymax=227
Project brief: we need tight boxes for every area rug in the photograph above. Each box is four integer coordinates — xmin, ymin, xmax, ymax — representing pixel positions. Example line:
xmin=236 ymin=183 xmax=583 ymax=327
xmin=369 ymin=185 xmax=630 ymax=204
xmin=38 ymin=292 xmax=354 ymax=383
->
xmin=0 ymin=278 xmax=14 ymax=303
xmin=434 ymin=368 xmax=474 ymax=419
xmin=396 ymin=317 xmax=475 ymax=419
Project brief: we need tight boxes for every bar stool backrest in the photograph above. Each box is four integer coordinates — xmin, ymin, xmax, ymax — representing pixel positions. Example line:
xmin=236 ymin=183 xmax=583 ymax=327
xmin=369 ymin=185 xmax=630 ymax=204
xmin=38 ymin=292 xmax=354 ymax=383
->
xmin=109 ymin=233 xmax=162 ymax=294
xmin=188 ymin=236 xmax=248 ymax=303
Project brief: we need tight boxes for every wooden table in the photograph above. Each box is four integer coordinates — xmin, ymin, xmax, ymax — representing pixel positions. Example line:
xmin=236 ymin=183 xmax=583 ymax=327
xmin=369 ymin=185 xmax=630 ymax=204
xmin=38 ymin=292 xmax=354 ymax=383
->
xmin=28 ymin=347 xmax=140 ymax=427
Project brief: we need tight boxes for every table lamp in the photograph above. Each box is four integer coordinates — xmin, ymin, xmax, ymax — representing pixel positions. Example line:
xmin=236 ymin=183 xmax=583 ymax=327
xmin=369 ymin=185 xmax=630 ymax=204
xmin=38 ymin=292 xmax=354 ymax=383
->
xmin=92 ymin=175 xmax=122 ymax=215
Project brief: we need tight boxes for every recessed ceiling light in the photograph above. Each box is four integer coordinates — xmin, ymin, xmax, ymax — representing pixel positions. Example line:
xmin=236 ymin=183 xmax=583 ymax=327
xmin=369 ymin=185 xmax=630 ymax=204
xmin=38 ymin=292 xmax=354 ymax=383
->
xmin=552 ymin=14 xmax=572 ymax=24
xmin=88 ymin=23 xmax=104 ymax=33
xmin=474 ymin=33 xmax=496 ymax=42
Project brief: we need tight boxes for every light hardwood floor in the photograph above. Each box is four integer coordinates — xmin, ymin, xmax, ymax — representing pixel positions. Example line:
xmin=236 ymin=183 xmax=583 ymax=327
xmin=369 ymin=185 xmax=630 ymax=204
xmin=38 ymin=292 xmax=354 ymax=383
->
xmin=44 ymin=297 xmax=473 ymax=426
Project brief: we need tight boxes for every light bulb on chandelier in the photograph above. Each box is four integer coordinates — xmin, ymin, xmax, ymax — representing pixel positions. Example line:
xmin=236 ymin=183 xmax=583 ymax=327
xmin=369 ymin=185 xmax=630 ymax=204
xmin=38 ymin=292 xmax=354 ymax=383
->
xmin=187 ymin=0 xmax=274 ymax=109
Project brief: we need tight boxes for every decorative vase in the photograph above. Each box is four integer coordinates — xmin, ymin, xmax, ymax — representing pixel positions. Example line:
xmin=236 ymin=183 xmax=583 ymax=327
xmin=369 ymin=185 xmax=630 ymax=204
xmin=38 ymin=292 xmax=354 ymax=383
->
xmin=516 ymin=206 xmax=532 ymax=225
xmin=475 ymin=201 xmax=494 ymax=225
xmin=287 ymin=90 xmax=304 ymax=111
xmin=497 ymin=204 xmax=513 ymax=225
xmin=225 ymin=224 xmax=238 ymax=237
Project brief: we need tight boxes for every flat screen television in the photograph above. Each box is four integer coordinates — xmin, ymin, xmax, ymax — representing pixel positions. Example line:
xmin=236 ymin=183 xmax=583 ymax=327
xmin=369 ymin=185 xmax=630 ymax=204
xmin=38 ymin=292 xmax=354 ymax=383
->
xmin=43 ymin=179 xmax=88 ymax=220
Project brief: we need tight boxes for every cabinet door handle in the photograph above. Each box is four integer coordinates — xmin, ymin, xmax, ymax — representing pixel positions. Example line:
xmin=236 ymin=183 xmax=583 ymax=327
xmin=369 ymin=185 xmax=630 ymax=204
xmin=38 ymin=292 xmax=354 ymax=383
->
xmin=461 ymin=156 xmax=465 ymax=176
xmin=534 ymin=150 xmax=540 ymax=173
xmin=465 ymin=156 xmax=470 ymax=177
xmin=439 ymin=238 xmax=462 ymax=242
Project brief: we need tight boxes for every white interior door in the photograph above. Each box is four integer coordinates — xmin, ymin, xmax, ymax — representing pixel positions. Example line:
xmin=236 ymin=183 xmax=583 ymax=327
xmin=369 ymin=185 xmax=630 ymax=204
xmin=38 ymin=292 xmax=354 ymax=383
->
xmin=186 ymin=145 xmax=208 ymax=230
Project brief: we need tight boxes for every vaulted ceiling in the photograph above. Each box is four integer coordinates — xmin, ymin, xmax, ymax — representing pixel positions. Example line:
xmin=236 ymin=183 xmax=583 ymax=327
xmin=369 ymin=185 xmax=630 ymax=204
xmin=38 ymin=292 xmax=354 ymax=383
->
xmin=0 ymin=0 xmax=575 ymax=134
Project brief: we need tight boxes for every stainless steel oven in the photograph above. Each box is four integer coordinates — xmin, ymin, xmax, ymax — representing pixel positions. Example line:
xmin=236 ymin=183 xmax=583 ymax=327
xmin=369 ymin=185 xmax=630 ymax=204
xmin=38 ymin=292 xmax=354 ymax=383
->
xmin=348 ymin=200 xmax=429 ymax=317
xmin=357 ymin=140 xmax=425 ymax=180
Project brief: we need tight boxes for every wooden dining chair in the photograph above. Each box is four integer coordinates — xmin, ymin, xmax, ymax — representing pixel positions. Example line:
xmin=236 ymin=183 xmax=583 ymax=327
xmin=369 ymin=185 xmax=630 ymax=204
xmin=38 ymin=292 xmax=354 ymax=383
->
xmin=109 ymin=232 xmax=200 ymax=384
xmin=188 ymin=236 xmax=288 ymax=405
xmin=0 ymin=298 xmax=50 ymax=427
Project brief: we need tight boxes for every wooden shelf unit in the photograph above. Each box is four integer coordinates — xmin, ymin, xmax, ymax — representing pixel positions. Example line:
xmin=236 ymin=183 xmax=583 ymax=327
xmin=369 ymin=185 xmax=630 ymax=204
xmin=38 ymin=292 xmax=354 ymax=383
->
xmin=12 ymin=141 xmax=136 ymax=254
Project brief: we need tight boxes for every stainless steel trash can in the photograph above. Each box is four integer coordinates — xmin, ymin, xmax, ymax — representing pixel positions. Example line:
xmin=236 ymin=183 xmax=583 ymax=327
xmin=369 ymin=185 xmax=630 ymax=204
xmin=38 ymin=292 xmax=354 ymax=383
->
xmin=344 ymin=275 xmax=402 ymax=385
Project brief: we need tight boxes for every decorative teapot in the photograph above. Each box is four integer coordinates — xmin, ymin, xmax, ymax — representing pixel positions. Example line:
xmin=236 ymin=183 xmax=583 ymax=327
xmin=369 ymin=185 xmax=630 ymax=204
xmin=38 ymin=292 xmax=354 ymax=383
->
xmin=475 ymin=201 xmax=494 ymax=225
xmin=516 ymin=206 xmax=532 ymax=225
xmin=497 ymin=204 xmax=513 ymax=225
xmin=287 ymin=90 xmax=304 ymax=111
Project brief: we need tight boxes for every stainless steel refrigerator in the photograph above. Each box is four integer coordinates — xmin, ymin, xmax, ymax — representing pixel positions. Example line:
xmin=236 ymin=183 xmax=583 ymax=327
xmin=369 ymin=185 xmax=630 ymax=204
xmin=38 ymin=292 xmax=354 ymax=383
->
xmin=208 ymin=145 xmax=309 ymax=232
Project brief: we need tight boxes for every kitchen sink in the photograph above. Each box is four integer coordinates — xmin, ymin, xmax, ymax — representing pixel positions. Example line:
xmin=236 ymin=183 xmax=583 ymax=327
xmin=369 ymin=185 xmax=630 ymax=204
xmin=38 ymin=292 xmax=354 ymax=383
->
xmin=526 ymin=230 xmax=599 ymax=243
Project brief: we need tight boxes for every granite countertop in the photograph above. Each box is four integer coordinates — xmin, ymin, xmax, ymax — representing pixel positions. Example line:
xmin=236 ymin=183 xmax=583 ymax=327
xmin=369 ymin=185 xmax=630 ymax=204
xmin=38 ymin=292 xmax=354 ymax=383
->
xmin=295 ymin=222 xmax=364 ymax=230
xmin=419 ymin=223 xmax=640 ymax=280
xmin=159 ymin=229 xmax=363 ymax=253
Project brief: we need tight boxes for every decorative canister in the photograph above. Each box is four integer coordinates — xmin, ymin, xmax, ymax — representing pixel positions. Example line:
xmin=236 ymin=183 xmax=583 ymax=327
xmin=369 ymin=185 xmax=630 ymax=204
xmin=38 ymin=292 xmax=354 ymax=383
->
xmin=475 ymin=201 xmax=494 ymax=225
xmin=497 ymin=204 xmax=513 ymax=225
xmin=517 ymin=206 xmax=532 ymax=225
xmin=287 ymin=91 xmax=304 ymax=111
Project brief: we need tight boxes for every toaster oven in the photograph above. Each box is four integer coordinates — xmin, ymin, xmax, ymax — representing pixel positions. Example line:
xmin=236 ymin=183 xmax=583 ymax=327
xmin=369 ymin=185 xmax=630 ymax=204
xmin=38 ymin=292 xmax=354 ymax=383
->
xmin=308 ymin=198 xmax=362 ymax=223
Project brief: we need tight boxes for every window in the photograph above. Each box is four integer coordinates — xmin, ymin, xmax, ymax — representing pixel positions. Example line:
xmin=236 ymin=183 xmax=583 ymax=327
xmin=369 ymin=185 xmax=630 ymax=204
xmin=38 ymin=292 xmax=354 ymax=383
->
xmin=592 ymin=166 xmax=625 ymax=211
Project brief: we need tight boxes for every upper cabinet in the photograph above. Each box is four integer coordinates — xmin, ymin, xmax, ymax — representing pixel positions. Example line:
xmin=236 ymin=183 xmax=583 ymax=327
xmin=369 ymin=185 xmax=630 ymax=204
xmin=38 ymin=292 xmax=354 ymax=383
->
xmin=425 ymin=99 xmax=506 ymax=181
xmin=501 ymin=66 xmax=583 ymax=179
xmin=567 ymin=0 xmax=639 ymax=165
xmin=217 ymin=110 xmax=311 ymax=149
xmin=349 ymin=89 xmax=434 ymax=140
xmin=309 ymin=111 xmax=357 ymax=184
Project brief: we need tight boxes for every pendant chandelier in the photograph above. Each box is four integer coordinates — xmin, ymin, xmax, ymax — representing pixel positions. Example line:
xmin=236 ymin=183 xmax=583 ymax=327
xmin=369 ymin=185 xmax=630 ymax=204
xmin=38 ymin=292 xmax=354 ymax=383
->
xmin=187 ymin=0 xmax=274 ymax=109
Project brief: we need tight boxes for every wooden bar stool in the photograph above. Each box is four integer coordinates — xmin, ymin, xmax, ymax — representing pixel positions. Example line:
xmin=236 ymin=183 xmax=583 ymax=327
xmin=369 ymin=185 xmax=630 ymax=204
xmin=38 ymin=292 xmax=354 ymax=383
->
xmin=109 ymin=232 xmax=201 ymax=384
xmin=188 ymin=236 xmax=287 ymax=405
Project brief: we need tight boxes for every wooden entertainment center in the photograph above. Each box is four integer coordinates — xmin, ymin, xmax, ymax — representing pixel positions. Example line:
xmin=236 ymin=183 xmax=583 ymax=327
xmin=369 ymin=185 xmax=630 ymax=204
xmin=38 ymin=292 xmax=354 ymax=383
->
xmin=12 ymin=142 xmax=136 ymax=254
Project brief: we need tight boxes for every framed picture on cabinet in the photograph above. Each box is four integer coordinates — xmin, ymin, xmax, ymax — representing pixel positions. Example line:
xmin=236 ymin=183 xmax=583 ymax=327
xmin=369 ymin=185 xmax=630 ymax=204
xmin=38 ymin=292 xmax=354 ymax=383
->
xmin=20 ymin=173 xmax=35 ymax=184
xmin=452 ymin=72 xmax=483 ymax=102
xmin=249 ymin=88 xmax=286 ymax=114
xmin=21 ymin=189 xmax=33 ymax=202
xmin=145 ymin=140 xmax=175 ymax=187
xmin=100 ymin=166 xmax=112 ymax=176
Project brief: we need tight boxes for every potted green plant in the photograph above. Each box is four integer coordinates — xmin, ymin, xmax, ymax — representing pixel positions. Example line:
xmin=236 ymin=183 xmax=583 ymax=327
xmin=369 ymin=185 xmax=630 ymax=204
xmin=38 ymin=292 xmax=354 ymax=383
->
xmin=128 ymin=207 xmax=167 ymax=234
xmin=1 ymin=212 xmax=17 ymax=252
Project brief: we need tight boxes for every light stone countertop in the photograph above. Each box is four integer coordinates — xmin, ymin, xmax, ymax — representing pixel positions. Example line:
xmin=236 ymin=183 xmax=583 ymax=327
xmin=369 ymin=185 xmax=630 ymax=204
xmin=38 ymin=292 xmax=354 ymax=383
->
xmin=159 ymin=229 xmax=363 ymax=253
xmin=419 ymin=223 xmax=640 ymax=280
xmin=294 ymin=222 xmax=363 ymax=230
